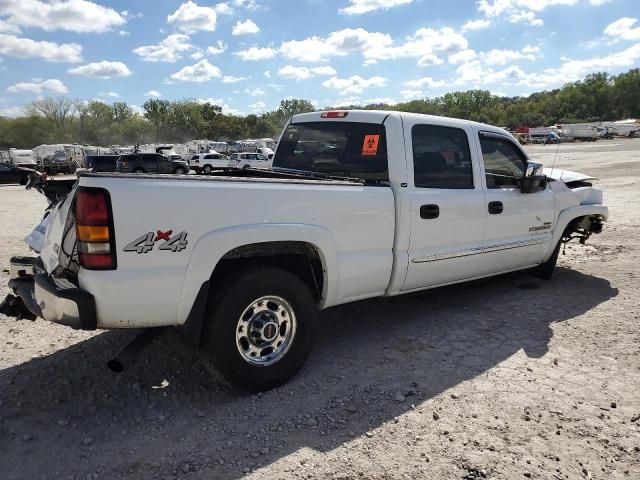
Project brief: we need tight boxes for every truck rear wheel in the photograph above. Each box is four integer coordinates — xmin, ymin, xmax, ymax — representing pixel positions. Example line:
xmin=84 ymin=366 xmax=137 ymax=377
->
xmin=200 ymin=266 xmax=316 ymax=392
xmin=203 ymin=165 xmax=212 ymax=174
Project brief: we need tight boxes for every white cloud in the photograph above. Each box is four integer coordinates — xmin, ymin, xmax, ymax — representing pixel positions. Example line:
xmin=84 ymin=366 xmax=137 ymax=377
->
xmin=453 ymin=42 xmax=640 ymax=89
xmin=214 ymin=2 xmax=234 ymax=14
xmin=462 ymin=19 xmax=491 ymax=32
xmin=403 ymin=77 xmax=447 ymax=89
xmin=264 ymin=70 xmax=271 ymax=78
xmin=234 ymin=46 xmax=277 ymax=60
xmin=233 ymin=0 xmax=259 ymax=11
xmin=279 ymin=27 xmax=467 ymax=67
xmin=191 ymin=51 xmax=204 ymax=60
xmin=481 ymin=48 xmax=537 ymax=65
xmin=7 ymin=78 xmax=68 ymax=94
xmin=0 ymin=0 xmax=125 ymax=33
xmin=509 ymin=11 xmax=544 ymax=27
xmin=207 ymin=40 xmax=227 ymax=55
xmin=278 ymin=65 xmax=337 ymax=80
xmin=605 ymin=17 xmax=640 ymax=42
xmin=222 ymin=75 xmax=248 ymax=83
xmin=232 ymin=19 xmax=260 ymax=35
xmin=170 ymin=59 xmax=221 ymax=82
xmin=363 ymin=96 xmax=396 ymax=104
xmin=0 ymin=19 xmax=21 ymax=34
xmin=68 ymin=61 xmax=131 ymax=79
xmin=322 ymin=75 xmax=387 ymax=95
xmin=167 ymin=1 xmax=217 ymax=34
xmin=249 ymin=100 xmax=266 ymax=111
xmin=197 ymin=97 xmax=243 ymax=115
xmin=133 ymin=34 xmax=194 ymax=63
xmin=339 ymin=0 xmax=414 ymax=15
xmin=449 ymin=49 xmax=477 ymax=64
xmin=0 ymin=105 xmax=26 ymax=117
xmin=144 ymin=90 xmax=162 ymax=98
xmin=245 ymin=87 xmax=265 ymax=96
xmin=280 ymin=28 xmax=393 ymax=62
xmin=106 ymin=91 xmax=119 ymax=97
xmin=400 ymin=89 xmax=424 ymax=99
xmin=0 ymin=34 xmax=82 ymax=62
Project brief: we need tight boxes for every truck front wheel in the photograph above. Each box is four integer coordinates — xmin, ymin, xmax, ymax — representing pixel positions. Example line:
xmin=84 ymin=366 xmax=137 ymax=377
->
xmin=200 ymin=266 xmax=316 ymax=392
xmin=530 ymin=239 xmax=562 ymax=280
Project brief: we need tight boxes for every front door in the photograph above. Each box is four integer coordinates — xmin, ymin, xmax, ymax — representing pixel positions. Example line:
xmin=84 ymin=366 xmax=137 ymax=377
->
xmin=403 ymin=120 xmax=488 ymax=291
xmin=475 ymin=129 xmax=556 ymax=272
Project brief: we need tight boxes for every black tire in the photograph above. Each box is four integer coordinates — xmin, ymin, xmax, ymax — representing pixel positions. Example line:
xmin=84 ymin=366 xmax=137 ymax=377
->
xmin=174 ymin=167 xmax=186 ymax=174
xmin=133 ymin=167 xmax=144 ymax=173
xmin=531 ymin=239 xmax=562 ymax=280
xmin=203 ymin=165 xmax=212 ymax=175
xmin=200 ymin=266 xmax=316 ymax=392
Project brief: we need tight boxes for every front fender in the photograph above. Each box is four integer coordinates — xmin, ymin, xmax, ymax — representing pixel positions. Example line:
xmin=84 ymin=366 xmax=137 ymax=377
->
xmin=544 ymin=204 xmax=609 ymax=262
xmin=176 ymin=223 xmax=340 ymax=324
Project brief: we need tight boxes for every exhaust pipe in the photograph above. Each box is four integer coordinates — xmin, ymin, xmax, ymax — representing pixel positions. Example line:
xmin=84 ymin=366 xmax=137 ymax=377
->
xmin=107 ymin=329 xmax=161 ymax=373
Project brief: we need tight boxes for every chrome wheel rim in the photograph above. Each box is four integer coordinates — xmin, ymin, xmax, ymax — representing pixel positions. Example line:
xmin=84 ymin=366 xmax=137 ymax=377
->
xmin=235 ymin=295 xmax=297 ymax=366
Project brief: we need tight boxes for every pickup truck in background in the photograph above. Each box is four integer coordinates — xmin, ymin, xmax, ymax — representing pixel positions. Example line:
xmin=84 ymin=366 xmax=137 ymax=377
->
xmin=1 ymin=110 xmax=608 ymax=392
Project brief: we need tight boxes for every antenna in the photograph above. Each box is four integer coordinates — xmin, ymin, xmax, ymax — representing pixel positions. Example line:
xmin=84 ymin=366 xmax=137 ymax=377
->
xmin=549 ymin=131 xmax=561 ymax=181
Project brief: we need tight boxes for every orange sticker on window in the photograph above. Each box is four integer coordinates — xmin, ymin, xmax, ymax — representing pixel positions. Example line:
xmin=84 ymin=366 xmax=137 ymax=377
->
xmin=362 ymin=134 xmax=380 ymax=156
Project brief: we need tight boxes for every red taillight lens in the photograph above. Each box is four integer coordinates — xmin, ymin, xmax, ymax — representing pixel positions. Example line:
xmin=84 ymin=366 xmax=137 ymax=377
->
xmin=76 ymin=190 xmax=108 ymax=225
xmin=321 ymin=111 xmax=348 ymax=118
xmin=75 ymin=188 xmax=116 ymax=270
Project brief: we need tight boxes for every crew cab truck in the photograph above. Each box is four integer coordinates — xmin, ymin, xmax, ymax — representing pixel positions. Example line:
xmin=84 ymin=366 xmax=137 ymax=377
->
xmin=2 ymin=110 xmax=608 ymax=392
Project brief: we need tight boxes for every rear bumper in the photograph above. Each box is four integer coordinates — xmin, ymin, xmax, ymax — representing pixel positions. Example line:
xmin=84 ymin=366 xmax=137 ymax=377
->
xmin=5 ymin=257 xmax=97 ymax=330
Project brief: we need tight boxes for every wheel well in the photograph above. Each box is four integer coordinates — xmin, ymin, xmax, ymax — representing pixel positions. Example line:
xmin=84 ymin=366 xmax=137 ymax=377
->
xmin=179 ymin=241 xmax=325 ymax=346
xmin=211 ymin=241 xmax=324 ymax=302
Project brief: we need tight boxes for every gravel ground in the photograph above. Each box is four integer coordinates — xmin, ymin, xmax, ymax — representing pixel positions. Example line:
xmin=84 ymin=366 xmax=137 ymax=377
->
xmin=1 ymin=139 xmax=639 ymax=480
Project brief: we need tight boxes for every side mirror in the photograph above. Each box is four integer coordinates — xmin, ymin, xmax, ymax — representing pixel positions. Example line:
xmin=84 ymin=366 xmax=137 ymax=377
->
xmin=521 ymin=161 xmax=547 ymax=193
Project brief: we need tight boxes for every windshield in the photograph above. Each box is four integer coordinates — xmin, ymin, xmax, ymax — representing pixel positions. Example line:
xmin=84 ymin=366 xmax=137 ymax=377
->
xmin=273 ymin=121 xmax=388 ymax=182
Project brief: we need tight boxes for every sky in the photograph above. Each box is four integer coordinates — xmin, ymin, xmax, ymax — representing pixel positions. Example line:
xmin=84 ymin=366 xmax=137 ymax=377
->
xmin=1 ymin=0 xmax=640 ymax=117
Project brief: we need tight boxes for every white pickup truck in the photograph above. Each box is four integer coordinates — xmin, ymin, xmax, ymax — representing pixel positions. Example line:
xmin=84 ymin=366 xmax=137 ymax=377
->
xmin=2 ymin=110 xmax=608 ymax=392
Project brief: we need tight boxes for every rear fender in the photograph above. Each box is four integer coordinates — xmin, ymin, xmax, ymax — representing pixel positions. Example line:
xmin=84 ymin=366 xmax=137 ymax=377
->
xmin=176 ymin=223 xmax=339 ymax=323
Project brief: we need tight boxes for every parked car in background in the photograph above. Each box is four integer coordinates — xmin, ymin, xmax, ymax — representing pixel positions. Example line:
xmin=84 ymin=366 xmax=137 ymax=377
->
xmin=0 ymin=162 xmax=37 ymax=184
xmin=87 ymin=155 xmax=119 ymax=173
xmin=229 ymin=152 xmax=273 ymax=169
xmin=190 ymin=152 xmax=235 ymax=174
xmin=116 ymin=153 xmax=189 ymax=174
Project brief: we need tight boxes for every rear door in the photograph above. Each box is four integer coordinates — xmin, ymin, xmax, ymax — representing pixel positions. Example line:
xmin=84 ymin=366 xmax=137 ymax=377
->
xmin=403 ymin=120 xmax=488 ymax=290
xmin=476 ymin=130 xmax=555 ymax=271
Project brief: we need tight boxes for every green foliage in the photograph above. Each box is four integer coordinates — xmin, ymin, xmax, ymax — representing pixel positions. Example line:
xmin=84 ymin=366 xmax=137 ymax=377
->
xmin=0 ymin=69 xmax=638 ymax=149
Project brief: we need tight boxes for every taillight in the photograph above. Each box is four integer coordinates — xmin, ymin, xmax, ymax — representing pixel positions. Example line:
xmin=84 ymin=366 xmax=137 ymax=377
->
xmin=75 ymin=188 xmax=116 ymax=270
xmin=321 ymin=111 xmax=348 ymax=118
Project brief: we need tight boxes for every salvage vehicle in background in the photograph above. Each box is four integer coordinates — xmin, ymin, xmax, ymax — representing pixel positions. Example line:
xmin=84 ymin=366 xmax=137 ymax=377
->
xmin=1 ymin=110 xmax=608 ymax=392
xmin=0 ymin=162 xmax=36 ymax=184
xmin=230 ymin=152 xmax=273 ymax=169
xmin=190 ymin=152 xmax=235 ymax=174
xmin=116 ymin=153 xmax=189 ymax=174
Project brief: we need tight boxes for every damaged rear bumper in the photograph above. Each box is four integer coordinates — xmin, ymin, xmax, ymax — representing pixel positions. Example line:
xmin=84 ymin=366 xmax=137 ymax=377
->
xmin=1 ymin=256 xmax=96 ymax=330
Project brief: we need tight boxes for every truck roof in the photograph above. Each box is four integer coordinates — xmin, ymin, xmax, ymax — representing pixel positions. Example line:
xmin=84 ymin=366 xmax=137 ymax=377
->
xmin=291 ymin=110 xmax=512 ymax=138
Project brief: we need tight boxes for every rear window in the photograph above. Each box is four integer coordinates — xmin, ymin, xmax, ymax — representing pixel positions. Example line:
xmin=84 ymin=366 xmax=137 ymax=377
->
xmin=273 ymin=121 xmax=388 ymax=181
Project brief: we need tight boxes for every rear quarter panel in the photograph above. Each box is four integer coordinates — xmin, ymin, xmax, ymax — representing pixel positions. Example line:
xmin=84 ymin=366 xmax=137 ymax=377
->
xmin=77 ymin=175 xmax=395 ymax=328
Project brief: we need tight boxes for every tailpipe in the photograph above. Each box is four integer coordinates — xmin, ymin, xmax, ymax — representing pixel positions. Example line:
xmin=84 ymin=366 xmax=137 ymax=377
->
xmin=107 ymin=329 xmax=161 ymax=373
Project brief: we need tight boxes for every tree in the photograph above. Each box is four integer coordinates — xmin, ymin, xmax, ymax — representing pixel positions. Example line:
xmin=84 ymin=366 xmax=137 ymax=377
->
xmin=26 ymin=97 xmax=75 ymax=132
xmin=143 ymin=99 xmax=170 ymax=141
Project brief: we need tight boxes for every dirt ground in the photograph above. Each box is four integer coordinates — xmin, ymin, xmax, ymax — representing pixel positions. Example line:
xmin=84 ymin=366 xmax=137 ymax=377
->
xmin=1 ymin=139 xmax=639 ymax=480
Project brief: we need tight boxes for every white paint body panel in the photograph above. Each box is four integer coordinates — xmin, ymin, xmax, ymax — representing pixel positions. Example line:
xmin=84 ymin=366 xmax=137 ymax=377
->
xmin=56 ymin=110 xmax=608 ymax=329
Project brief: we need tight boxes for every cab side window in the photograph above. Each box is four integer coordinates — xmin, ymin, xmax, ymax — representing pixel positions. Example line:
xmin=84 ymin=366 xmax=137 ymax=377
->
xmin=479 ymin=135 xmax=527 ymax=188
xmin=412 ymin=124 xmax=473 ymax=189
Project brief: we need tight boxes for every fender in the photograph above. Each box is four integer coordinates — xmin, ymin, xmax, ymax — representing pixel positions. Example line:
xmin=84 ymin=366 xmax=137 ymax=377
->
xmin=175 ymin=223 xmax=340 ymax=324
xmin=544 ymin=204 xmax=609 ymax=262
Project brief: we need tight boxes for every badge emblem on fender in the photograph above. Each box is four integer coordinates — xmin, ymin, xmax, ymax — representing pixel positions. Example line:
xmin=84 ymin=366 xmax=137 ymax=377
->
xmin=123 ymin=230 xmax=188 ymax=254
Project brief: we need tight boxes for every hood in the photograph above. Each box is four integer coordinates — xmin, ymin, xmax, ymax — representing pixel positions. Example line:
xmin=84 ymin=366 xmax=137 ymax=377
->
xmin=543 ymin=168 xmax=597 ymax=184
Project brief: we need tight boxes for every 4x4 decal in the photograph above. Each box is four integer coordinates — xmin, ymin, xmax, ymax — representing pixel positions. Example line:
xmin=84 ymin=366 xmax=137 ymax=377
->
xmin=124 ymin=230 xmax=188 ymax=254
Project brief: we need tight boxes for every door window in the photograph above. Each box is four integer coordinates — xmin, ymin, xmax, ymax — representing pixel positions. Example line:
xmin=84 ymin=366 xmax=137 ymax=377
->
xmin=411 ymin=124 xmax=473 ymax=189
xmin=479 ymin=134 xmax=527 ymax=188
xmin=0 ymin=163 xmax=10 ymax=171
